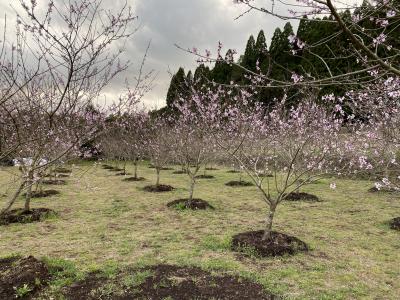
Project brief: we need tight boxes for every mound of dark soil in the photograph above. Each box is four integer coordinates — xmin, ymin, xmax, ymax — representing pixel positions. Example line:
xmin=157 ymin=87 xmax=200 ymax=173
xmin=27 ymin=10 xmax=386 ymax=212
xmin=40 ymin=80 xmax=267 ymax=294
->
xmin=172 ymin=170 xmax=186 ymax=174
xmin=143 ymin=184 xmax=174 ymax=192
xmin=227 ymin=170 xmax=240 ymax=173
xmin=108 ymin=168 xmax=124 ymax=172
xmin=29 ymin=190 xmax=60 ymax=198
xmin=205 ymin=167 xmax=219 ymax=171
xmin=123 ymin=177 xmax=146 ymax=182
xmin=42 ymin=179 xmax=66 ymax=185
xmin=225 ymin=180 xmax=254 ymax=187
xmin=149 ymin=165 xmax=173 ymax=170
xmin=102 ymin=165 xmax=115 ymax=170
xmin=195 ymin=174 xmax=215 ymax=179
xmin=232 ymin=230 xmax=308 ymax=257
xmin=283 ymin=192 xmax=320 ymax=202
xmin=368 ymin=186 xmax=396 ymax=193
xmin=389 ymin=217 xmax=400 ymax=230
xmin=54 ymin=167 xmax=72 ymax=174
xmin=167 ymin=198 xmax=214 ymax=210
xmin=0 ymin=256 xmax=51 ymax=299
xmin=0 ymin=208 xmax=56 ymax=225
xmin=259 ymin=173 xmax=273 ymax=178
xmin=115 ymin=172 xmax=132 ymax=176
xmin=45 ymin=173 xmax=70 ymax=178
xmin=62 ymin=264 xmax=277 ymax=300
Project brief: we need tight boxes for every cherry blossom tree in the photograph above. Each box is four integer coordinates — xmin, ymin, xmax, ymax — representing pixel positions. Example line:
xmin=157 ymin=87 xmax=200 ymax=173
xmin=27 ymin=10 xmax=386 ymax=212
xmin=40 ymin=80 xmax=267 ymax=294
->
xmin=169 ymin=93 xmax=217 ymax=208
xmin=191 ymin=86 xmax=357 ymax=243
xmin=0 ymin=0 xmax=143 ymax=216
xmin=142 ymin=117 xmax=174 ymax=190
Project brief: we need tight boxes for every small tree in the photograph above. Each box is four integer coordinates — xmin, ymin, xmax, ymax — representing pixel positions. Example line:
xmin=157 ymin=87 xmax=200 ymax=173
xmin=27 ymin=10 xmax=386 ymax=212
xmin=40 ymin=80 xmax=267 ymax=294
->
xmin=195 ymin=87 xmax=354 ymax=241
xmin=143 ymin=117 xmax=173 ymax=188
xmin=171 ymin=92 xmax=217 ymax=207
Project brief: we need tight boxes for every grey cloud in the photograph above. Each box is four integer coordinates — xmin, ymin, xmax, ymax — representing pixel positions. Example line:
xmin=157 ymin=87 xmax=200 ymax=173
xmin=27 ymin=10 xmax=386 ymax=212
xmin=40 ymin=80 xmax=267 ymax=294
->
xmin=0 ymin=0 xmax=299 ymax=108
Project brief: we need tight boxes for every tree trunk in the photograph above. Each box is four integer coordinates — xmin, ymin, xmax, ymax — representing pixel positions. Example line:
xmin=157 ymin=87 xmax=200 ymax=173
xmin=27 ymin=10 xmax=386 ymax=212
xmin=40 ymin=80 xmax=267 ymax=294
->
xmin=262 ymin=204 xmax=277 ymax=241
xmin=156 ymin=168 xmax=160 ymax=186
xmin=0 ymin=181 xmax=26 ymax=215
xmin=134 ymin=160 xmax=138 ymax=179
xmin=188 ymin=176 xmax=196 ymax=205
xmin=123 ymin=160 xmax=127 ymax=175
xmin=24 ymin=171 xmax=34 ymax=212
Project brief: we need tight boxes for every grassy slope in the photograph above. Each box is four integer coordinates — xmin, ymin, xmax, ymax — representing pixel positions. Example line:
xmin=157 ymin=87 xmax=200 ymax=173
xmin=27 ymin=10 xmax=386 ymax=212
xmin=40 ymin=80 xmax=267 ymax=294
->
xmin=0 ymin=161 xmax=399 ymax=299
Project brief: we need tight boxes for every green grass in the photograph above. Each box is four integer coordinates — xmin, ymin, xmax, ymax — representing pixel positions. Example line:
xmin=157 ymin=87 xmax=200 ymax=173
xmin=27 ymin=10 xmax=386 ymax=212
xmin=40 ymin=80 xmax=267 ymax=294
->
xmin=0 ymin=160 xmax=399 ymax=299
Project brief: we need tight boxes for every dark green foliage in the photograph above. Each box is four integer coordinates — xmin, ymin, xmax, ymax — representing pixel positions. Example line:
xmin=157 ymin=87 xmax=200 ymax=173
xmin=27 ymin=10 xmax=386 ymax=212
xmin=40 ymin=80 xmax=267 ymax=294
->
xmin=165 ymin=67 xmax=187 ymax=108
xmin=164 ymin=4 xmax=400 ymax=110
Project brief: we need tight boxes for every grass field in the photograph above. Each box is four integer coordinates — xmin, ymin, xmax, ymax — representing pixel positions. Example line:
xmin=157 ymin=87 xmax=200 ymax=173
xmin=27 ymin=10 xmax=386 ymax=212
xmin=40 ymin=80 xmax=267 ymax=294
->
xmin=0 ymin=161 xmax=399 ymax=299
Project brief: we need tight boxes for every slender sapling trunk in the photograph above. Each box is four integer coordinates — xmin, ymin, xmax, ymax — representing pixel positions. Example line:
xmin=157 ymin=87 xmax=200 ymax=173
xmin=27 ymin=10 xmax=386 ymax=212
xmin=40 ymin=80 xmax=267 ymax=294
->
xmin=262 ymin=202 xmax=277 ymax=241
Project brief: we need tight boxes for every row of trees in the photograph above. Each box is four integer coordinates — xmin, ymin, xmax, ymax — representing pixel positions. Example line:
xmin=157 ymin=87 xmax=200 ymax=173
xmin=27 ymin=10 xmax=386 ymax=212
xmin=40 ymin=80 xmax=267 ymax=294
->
xmin=99 ymin=78 xmax=399 ymax=240
xmin=0 ymin=0 xmax=149 ymax=215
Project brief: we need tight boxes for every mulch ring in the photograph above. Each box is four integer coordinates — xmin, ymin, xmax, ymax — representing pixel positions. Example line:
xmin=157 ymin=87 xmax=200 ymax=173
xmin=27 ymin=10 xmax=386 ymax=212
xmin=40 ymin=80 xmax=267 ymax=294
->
xmin=115 ymin=172 xmax=132 ymax=176
xmin=108 ymin=168 xmax=125 ymax=172
xmin=45 ymin=173 xmax=70 ymax=178
xmin=54 ymin=167 xmax=72 ymax=174
xmin=232 ymin=230 xmax=308 ymax=257
xmin=42 ymin=179 xmax=67 ymax=185
xmin=283 ymin=192 xmax=320 ymax=202
xmin=143 ymin=185 xmax=174 ymax=193
xmin=195 ymin=175 xmax=215 ymax=179
xmin=123 ymin=177 xmax=146 ymax=182
xmin=172 ymin=170 xmax=186 ymax=174
xmin=368 ymin=186 xmax=397 ymax=193
xmin=101 ymin=165 xmax=115 ymax=170
xmin=389 ymin=217 xmax=400 ymax=230
xmin=225 ymin=180 xmax=254 ymax=187
xmin=62 ymin=264 xmax=277 ymax=300
xmin=0 ymin=208 xmax=56 ymax=226
xmin=28 ymin=190 xmax=60 ymax=198
xmin=0 ymin=256 xmax=51 ymax=300
xmin=259 ymin=173 xmax=274 ymax=178
xmin=167 ymin=199 xmax=214 ymax=210
xmin=227 ymin=170 xmax=240 ymax=173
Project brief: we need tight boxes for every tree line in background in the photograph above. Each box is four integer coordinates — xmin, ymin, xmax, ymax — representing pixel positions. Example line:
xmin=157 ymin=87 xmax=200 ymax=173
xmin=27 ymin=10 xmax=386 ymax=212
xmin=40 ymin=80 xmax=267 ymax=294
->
xmin=163 ymin=0 xmax=400 ymax=113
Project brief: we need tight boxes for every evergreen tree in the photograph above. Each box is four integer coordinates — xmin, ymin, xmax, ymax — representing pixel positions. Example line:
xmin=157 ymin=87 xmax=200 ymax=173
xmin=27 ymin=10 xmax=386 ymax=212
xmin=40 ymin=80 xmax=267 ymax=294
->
xmin=242 ymin=35 xmax=257 ymax=71
xmin=166 ymin=67 xmax=186 ymax=107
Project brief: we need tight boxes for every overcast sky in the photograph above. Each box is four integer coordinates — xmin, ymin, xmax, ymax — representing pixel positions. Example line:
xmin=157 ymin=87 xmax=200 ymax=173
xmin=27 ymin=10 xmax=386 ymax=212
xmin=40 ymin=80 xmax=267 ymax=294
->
xmin=129 ymin=0 xmax=295 ymax=108
xmin=0 ymin=0 xmax=358 ymax=109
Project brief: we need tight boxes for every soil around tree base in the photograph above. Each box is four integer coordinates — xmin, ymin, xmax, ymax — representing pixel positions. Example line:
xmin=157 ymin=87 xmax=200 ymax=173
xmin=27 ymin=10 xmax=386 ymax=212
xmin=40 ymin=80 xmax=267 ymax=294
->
xmin=172 ymin=170 xmax=186 ymax=174
xmin=167 ymin=198 xmax=214 ymax=210
xmin=225 ymin=180 xmax=254 ymax=187
xmin=123 ymin=177 xmax=146 ymax=182
xmin=42 ymin=179 xmax=67 ymax=185
xmin=0 ymin=208 xmax=56 ymax=225
xmin=0 ymin=256 xmax=51 ymax=300
xmin=54 ymin=167 xmax=72 ymax=174
xmin=389 ymin=217 xmax=400 ymax=230
xmin=232 ymin=230 xmax=308 ymax=257
xmin=115 ymin=172 xmax=132 ymax=176
xmin=368 ymin=186 xmax=397 ymax=193
xmin=26 ymin=190 xmax=60 ymax=198
xmin=283 ymin=192 xmax=320 ymax=202
xmin=195 ymin=174 xmax=215 ymax=179
xmin=143 ymin=184 xmax=174 ymax=192
xmin=62 ymin=264 xmax=277 ymax=300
